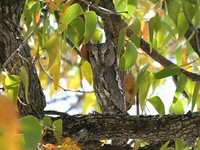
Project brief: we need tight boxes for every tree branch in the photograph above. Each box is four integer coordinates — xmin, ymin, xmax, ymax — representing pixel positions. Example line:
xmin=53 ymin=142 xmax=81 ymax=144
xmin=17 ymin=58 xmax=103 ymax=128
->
xmin=77 ymin=0 xmax=200 ymax=81
xmin=47 ymin=112 xmax=200 ymax=147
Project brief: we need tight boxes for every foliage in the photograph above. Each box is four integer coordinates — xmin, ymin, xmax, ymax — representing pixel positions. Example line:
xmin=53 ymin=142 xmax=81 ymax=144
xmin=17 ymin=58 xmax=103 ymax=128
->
xmin=1 ymin=0 xmax=200 ymax=149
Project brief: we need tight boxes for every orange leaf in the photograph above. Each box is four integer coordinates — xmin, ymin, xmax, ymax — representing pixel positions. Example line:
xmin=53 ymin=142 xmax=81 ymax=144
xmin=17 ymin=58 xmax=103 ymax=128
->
xmin=142 ymin=21 xmax=149 ymax=41
xmin=35 ymin=12 xmax=40 ymax=24
xmin=61 ymin=137 xmax=81 ymax=150
xmin=0 ymin=96 xmax=21 ymax=150
xmin=124 ymin=72 xmax=136 ymax=110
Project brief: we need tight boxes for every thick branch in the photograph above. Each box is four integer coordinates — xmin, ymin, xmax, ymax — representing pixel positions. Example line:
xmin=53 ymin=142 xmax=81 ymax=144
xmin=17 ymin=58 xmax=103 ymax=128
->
xmin=57 ymin=112 xmax=200 ymax=145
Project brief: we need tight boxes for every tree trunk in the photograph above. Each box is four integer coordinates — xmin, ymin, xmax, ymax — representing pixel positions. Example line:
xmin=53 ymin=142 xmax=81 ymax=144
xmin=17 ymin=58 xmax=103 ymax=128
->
xmin=0 ymin=0 xmax=46 ymax=118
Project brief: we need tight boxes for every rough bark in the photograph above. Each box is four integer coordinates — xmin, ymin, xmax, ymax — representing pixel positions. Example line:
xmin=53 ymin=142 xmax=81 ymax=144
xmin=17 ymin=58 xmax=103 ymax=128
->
xmin=42 ymin=112 xmax=200 ymax=149
xmin=0 ymin=0 xmax=46 ymax=118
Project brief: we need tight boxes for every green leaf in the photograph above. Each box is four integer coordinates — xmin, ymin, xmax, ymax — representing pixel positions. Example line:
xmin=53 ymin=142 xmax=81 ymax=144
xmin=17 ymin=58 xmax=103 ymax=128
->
xmin=192 ymin=82 xmax=200 ymax=111
xmin=53 ymin=119 xmax=63 ymax=143
xmin=20 ymin=116 xmax=42 ymax=150
xmin=128 ymin=18 xmax=141 ymax=34
xmin=67 ymin=17 xmax=85 ymax=47
xmin=175 ymin=138 xmax=184 ymax=150
xmin=53 ymin=119 xmax=62 ymax=135
xmin=130 ymin=32 xmax=140 ymax=48
xmin=157 ymin=25 xmax=166 ymax=48
xmin=127 ymin=0 xmax=137 ymax=14
xmin=42 ymin=116 xmax=52 ymax=127
xmin=173 ymin=74 xmax=187 ymax=103
xmin=139 ymin=71 xmax=152 ymax=110
xmin=81 ymin=60 xmax=93 ymax=85
xmin=135 ymin=65 xmax=149 ymax=93
xmin=20 ymin=66 xmax=29 ymax=104
xmin=117 ymin=28 xmax=126 ymax=57
xmin=154 ymin=65 xmax=181 ymax=79
xmin=91 ymin=28 xmax=103 ymax=43
xmin=177 ymin=11 xmax=189 ymax=38
xmin=45 ymin=35 xmax=60 ymax=69
xmin=120 ymin=41 xmax=138 ymax=70
xmin=84 ymin=11 xmax=97 ymax=43
xmin=57 ymin=3 xmax=83 ymax=34
xmin=167 ymin=0 xmax=181 ymax=25
xmin=169 ymin=98 xmax=184 ymax=114
xmin=160 ymin=141 xmax=170 ymax=150
xmin=148 ymin=96 xmax=165 ymax=115
xmin=5 ymin=75 xmax=21 ymax=102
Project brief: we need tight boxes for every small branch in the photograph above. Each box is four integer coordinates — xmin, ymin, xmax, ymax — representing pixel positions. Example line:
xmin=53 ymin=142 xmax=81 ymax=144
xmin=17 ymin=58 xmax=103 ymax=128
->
xmin=39 ymin=58 xmax=94 ymax=93
xmin=182 ymin=2 xmax=200 ymax=56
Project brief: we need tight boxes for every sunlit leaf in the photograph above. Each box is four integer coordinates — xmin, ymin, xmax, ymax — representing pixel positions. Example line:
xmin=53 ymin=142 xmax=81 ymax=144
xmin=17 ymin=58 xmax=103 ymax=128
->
xmin=51 ymin=53 xmax=61 ymax=90
xmin=53 ymin=119 xmax=62 ymax=135
xmin=81 ymin=60 xmax=93 ymax=85
xmin=167 ymin=0 xmax=181 ymax=25
xmin=157 ymin=25 xmax=166 ymax=48
xmin=120 ymin=41 xmax=138 ymax=70
xmin=192 ymin=82 xmax=200 ymax=111
xmin=117 ymin=28 xmax=126 ymax=57
xmin=127 ymin=0 xmax=137 ymax=14
xmin=67 ymin=70 xmax=81 ymax=90
xmin=139 ymin=71 xmax=152 ymax=111
xmin=169 ymin=98 xmax=184 ymax=114
xmin=5 ymin=75 xmax=21 ymax=102
xmin=148 ymin=96 xmax=165 ymax=115
xmin=82 ymin=93 xmax=100 ymax=114
xmin=20 ymin=66 xmax=29 ymax=104
xmin=58 ymin=3 xmax=83 ymax=34
xmin=177 ymin=11 xmax=189 ymax=38
xmin=45 ymin=35 xmax=60 ymax=69
xmin=173 ymin=74 xmax=187 ymax=103
xmin=154 ymin=65 xmax=181 ymax=79
xmin=84 ymin=11 xmax=97 ymax=43
xmin=91 ymin=28 xmax=103 ymax=43
xmin=20 ymin=116 xmax=42 ymax=149
xmin=135 ymin=65 xmax=149 ymax=93
xmin=67 ymin=17 xmax=85 ymax=46
xmin=53 ymin=119 xmax=62 ymax=142
xmin=0 ymin=97 xmax=21 ymax=150
xmin=175 ymin=138 xmax=184 ymax=150
xmin=42 ymin=116 xmax=52 ymax=127
xmin=128 ymin=18 xmax=141 ymax=35
xmin=160 ymin=141 xmax=170 ymax=150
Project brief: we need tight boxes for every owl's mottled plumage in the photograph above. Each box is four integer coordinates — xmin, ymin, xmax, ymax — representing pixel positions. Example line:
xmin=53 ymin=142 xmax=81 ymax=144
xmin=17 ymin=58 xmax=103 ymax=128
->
xmin=87 ymin=41 xmax=126 ymax=114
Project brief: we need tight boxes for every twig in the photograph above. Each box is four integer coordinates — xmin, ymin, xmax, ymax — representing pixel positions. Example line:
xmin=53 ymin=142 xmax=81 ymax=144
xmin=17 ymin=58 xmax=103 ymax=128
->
xmin=38 ymin=58 xmax=94 ymax=93
xmin=182 ymin=2 xmax=200 ymax=55
xmin=81 ymin=0 xmax=119 ymax=16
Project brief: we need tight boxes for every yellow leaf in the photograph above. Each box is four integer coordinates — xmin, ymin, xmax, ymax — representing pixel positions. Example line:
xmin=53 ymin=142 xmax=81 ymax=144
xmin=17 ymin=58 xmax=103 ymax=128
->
xmin=45 ymin=35 xmax=60 ymax=69
xmin=0 ymin=96 xmax=21 ymax=150
xmin=82 ymin=93 xmax=100 ymax=114
xmin=81 ymin=60 xmax=93 ymax=85
xmin=67 ymin=72 xmax=80 ymax=90
xmin=51 ymin=53 xmax=61 ymax=90
xmin=61 ymin=137 xmax=81 ymax=150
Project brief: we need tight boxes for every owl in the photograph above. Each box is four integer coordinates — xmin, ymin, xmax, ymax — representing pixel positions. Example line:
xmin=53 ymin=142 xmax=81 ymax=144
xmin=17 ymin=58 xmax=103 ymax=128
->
xmin=86 ymin=41 xmax=126 ymax=114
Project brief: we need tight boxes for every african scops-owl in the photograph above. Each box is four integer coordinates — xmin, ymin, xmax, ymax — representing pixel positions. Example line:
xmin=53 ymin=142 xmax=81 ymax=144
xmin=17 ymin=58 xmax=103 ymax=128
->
xmin=87 ymin=41 xmax=126 ymax=114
